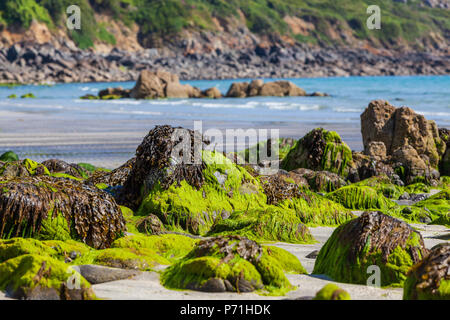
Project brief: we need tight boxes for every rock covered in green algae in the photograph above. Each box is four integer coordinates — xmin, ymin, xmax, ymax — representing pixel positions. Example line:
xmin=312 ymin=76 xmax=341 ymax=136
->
xmin=0 ymin=175 xmax=126 ymax=249
xmin=281 ymin=128 xmax=353 ymax=177
xmin=325 ymin=185 xmax=397 ymax=210
xmin=276 ymin=191 xmax=354 ymax=226
xmin=41 ymin=159 xmax=91 ymax=180
xmin=313 ymin=284 xmax=351 ymax=300
xmin=0 ymin=254 xmax=94 ymax=300
xmin=0 ymin=151 xmax=19 ymax=162
xmin=403 ymin=243 xmax=450 ymax=300
xmin=313 ymin=211 xmax=428 ymax=286
xmin=0 ymin=158 xmax=50 ymax=179
xmin=161 ymin=235 xmax=306 ymax=295
xmin=352 ymin=175 xmax=404 ymax=199
xmin=413 ymin=189 xmax=450 ymax=225
xmin=207 ymin=207 xmax=314 ymax=243
xmin=237 ymin=137 xmax=296 ymax=163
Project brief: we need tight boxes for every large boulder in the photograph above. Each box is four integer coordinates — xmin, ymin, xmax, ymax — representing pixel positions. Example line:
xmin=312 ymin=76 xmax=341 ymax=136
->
xmin=313 ymin=211 xmax=428 ymax=286
xmin=130 ymin=70 xmax=165 ymax=99
xmin=403 ymin=243 xmax=450 ymax=300
xmin=281 ymin=128 xmax=353 ymax=178
xmin=360 ymin=100 xmax=445 ymax=184
xmin=0 ymin=176 xmax=126 ymax=249
xmin=225 ymin=82 xmax=249 ymax=98
xmin=0 ymin=151 xmax=19 ymax=162
xmin=290 ymin=168 xmax=347 ymax=192
xmin=118 ymin=125 xmax=268 ymax=235
xmin=161 ymin=235 xmax=306 ymax=294
xmin=259 ymin=81 xmax=306 ymax=97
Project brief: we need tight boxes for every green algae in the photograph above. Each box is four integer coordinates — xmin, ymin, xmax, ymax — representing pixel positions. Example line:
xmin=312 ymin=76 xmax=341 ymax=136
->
xmin=313 ymin=283 xmax=351 ymax=300
xmin=353 ymin=175 xmax=404 ymax=199
xmin=326 ymin=186 xmax=397 ymax=210
xmin=0 ymin=254 xmax=95 ymax=299
xmin=277 ymin=191 xmax=354 ymax=226
xmin=263 ymin=246 xmax=307 ymax=274
xmin=0 ymin=151 xmax=19 ymax=162
xmin=237 ymin=138 xmax=294 ymax=163
xmin=20 ymin=93 xmax=36 ymax=98
xmin=282 ymin=128 xmax=353 ymax=177
xmin=161 ymin=236 xmax=301 ymax=296
xmin=137 ymin=151 xmax=267 ymax=235
xmin=207 ymin=207 xmax=315 ymax=244
xmin=313 ymin=212 xmax=427 ymax=287
xmin=404 ymin=183 xmax=431 ymax=194
xmin=112 ymin=233 xmax=197 ymax=263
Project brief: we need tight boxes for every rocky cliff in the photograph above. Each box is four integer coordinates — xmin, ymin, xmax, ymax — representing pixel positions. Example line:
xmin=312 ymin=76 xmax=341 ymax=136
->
xmin=0 ymin=0 xmax=449 ymax=83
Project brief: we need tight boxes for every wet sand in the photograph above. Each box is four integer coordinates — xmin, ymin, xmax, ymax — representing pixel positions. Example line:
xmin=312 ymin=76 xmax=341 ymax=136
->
xmin=0 ymin=111 xmax=363 ymax=169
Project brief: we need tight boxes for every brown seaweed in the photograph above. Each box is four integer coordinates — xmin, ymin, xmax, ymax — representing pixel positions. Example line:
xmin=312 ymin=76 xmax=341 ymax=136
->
xmin=0 ymin=175 xmax=125 ymax=249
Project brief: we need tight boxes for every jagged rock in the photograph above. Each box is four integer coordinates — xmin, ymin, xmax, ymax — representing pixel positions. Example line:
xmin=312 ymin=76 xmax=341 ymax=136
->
xmin=281 ymin=128 xmax=353 ymax=178
xmin=360 ymin=100 xmax=444 ymax=184
xmin=130 ymin=70 xmax=165 ymax=99
xmin=135 ymin=214 xmax=166 ymax=235
xmin=313 ymin=211 xmax=428 ymax=286
xmin=403 ymin=243 xmax=450 ymax=300
xmin=247 ymin=79 xmax=264 ymax=96
xmin=0 ymin=176 xmax=126 ymax=249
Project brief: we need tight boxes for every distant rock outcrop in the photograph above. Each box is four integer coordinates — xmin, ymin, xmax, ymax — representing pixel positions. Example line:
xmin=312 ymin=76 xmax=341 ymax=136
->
xmin=226 ymin=80 xmax=307 ymax=98
xmin=360 ymin=100 xmax=445 ymax=184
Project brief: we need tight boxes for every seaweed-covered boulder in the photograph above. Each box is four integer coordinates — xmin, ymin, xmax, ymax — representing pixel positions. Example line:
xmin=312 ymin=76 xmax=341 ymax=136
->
xmin=313 ymin=211 xmax=428 ymax=286
xmin=207 ymin=207 xmax=314 ymax=243
xmin=313 ymin=284 xmax=351 ymax=300
xmin=349 ymin=151 xmax=399 ymax=184
xmin=353 ymin=175 xmax=404 ymax=199
xmin=237 ymin=137 xmax=296 ymax=164
xmin=0 ymin=159 xmax=50 ymax=179
xmin=413 ymin=189 xmax=450 ymax=225
xmin=259 ymin=171 xmax=307 ymax=205
xmin=290 ymin=168 xmax=347 ymax=192
xmin=0 ymin=176 xmax=126 ymax=249
xmin=119 ymin=125 xmax=267 ymax=235
xmin=326 ymin=186 xmax=397 ymax=210
xmin=403 ymin=243 xmax=450 ymax=300
xmin=41 ymin=159 xmax=89 ymax=180
xmin=0 ymin=254 xmax=94 ymax=300
xmin=161 ymin=235 xmax=305 ymax=294
xmin=0 ymin=151 xmax=19 ymax=162
xmin=281 ymin=128 xmax=353 ymax=178
xmin=87 ymin=157 xmax=135 ymax=187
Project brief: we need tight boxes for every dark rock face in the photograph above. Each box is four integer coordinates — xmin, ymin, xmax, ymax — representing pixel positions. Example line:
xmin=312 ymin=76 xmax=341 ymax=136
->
xmin=0 ymin=176 xmax=125 ymax=249
xmin=1 ymin=42 xmax=449 ymax=85
xmin=404 ymin=243 xmax=450 ymax=300
xmin=118 ymin=125 xmax=209 ymax=209
xmin=360 ymin=100 xmax=444 ymax=184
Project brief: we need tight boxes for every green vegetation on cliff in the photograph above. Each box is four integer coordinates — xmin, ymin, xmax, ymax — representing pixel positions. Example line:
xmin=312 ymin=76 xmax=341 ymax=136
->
xmin=1 ymin=0 xmax=448 ymax=50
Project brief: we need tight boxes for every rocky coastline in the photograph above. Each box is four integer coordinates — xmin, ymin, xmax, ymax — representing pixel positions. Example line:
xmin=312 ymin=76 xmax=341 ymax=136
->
xmin=0 ymin=101 xmax=449 ymax=300
xmin=0 ymin=42 xmax=449 ymax=84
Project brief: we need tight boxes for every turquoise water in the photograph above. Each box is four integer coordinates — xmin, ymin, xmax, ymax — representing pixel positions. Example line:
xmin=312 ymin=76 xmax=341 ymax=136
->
xmin=1 ymin=75 xmax=449 ymax=126
xmin=0 ymin=75 xmax=448 ymax=166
